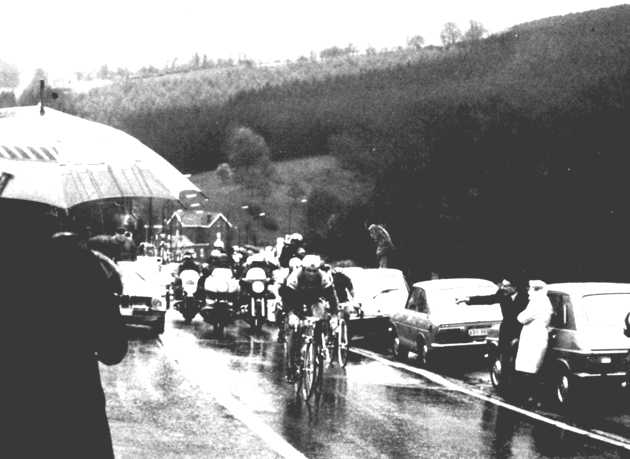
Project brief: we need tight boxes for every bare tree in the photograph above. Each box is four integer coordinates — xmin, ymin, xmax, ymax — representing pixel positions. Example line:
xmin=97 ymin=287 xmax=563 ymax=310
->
xmin=440 ymin=22 xmax=462 ymax=48
xmin=407 ymin=35 xmax=425 ymax=50
xmin=463 ymin=20 xmax=487 ymax=42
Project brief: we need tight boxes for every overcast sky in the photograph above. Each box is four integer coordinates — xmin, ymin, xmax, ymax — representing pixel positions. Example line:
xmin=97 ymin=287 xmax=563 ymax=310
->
xmin=1 ymin=0 xmax=625 ymax=82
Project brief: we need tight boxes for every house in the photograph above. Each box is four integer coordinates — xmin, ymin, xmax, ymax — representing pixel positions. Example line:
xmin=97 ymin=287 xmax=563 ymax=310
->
xmin=166 ymin=209 xmax=233 ymax=247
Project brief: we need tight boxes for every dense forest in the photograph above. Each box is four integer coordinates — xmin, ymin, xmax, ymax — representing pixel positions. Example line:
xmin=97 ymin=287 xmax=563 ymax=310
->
xmin=24 ymin=5 xmax=630 ymax=281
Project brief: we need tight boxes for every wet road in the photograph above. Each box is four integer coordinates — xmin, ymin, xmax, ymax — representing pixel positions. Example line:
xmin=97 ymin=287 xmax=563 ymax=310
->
xmin=101 ymin=311 xmax=630 ymax=458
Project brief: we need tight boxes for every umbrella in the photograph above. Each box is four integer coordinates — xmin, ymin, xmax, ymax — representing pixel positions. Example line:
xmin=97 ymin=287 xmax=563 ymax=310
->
xmin=0 ymin=106 xmax=205 ymax=209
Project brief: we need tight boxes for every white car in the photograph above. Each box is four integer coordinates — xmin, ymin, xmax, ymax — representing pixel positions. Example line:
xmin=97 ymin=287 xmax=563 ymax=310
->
xmin=117 ymin=260 xmax=167 ymax=335
xmin=338 ymin=267 xmax=409 ymax=317
xmin=390 ymin=278 xmax=501 ymax=364
xmin=337 ymin=267 xmax=409 ymax=340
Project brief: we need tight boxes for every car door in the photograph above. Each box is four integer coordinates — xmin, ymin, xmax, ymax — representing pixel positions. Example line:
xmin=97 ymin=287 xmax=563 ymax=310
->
xmin=395 ymin=287 xmax=423 ymax=348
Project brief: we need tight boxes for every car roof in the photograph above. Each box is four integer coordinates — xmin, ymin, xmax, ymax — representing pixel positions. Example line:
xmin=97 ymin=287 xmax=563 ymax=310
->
xmin=411 ymin=278 xmax=496 ymax=290
xmin=547 ymin=282 xmax=630 ymax=296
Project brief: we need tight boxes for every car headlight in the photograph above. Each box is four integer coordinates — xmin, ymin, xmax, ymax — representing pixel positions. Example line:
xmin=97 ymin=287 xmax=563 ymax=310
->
xmin=252 ymin=281 xmax=265 ymax=294
xmin=151 ymin=297 xmax=165 ymax=311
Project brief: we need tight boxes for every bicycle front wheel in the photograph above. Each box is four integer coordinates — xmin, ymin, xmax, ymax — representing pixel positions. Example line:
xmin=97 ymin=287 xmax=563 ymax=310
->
xmin=336 ymin=318 xmax=350 ymax=368
xmin=299 ymin=341 xmax=317 ymax=401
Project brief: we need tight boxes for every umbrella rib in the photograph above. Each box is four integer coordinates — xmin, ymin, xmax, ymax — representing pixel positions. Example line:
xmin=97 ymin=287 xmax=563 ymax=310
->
xmin=72 ymin=169 xmax=94 ymax=206
xmin=86 ymin=169 xmax=104 ymax=199
xmin=107 ymin=165 xmax=125 ymax=196
xmin=135 ymin=165 xmax=170 ymax=196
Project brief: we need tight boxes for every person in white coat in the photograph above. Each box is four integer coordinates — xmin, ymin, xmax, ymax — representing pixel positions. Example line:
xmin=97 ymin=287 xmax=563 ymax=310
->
xmin=514 ymin=280 xmax=553 ymax=403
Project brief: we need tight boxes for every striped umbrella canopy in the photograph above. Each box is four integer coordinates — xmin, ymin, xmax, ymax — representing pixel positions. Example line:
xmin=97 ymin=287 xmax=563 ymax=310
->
xmin=0 ymin=105 xmax=205 ymax=209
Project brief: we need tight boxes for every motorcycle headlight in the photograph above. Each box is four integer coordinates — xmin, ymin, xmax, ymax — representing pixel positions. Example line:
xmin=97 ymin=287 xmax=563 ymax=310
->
xmin=151 ymin=297 xmax=165 ymax=311
xmin=252 ymin=281 xmax=265 ymax=294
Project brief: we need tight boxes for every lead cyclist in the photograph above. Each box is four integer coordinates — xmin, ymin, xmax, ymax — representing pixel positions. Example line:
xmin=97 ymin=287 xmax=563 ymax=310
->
xmin=282 ymin=254 xmax=339 ymax=383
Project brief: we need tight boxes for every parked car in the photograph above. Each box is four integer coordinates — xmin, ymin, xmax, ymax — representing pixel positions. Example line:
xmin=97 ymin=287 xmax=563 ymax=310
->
xmin=337 ymin=267 xmax=409 ymax=340
xmin=389 ymin=278 xmax=502 ymax=365
xmin=117 ymin=260 xmax=167 ymax=335
xmin=486 ymin=282 xmax=630 ymax=407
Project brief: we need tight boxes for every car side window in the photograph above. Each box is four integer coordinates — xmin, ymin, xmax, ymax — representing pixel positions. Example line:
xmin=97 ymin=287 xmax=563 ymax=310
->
xmin=548 ymin=292 xmax=566 ymax=328
xmin=405 ymin=288 xmax=426 ymax=312
xmin=416 ymin=289 xmax=428 ymax=313
xmin=548 ymin=292 xmax=575 ymax=330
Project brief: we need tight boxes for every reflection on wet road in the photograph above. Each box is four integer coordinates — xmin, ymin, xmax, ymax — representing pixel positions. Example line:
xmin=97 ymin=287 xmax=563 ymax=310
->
xmin=101 ymin=311 xmax=630 ymax=458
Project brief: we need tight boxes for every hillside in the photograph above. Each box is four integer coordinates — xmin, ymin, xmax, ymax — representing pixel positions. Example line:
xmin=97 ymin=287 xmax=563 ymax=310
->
xmin=190 ymin=155 xmax=372 ymax=246
xmin=45 ymin=5 xmax=630 ymax=280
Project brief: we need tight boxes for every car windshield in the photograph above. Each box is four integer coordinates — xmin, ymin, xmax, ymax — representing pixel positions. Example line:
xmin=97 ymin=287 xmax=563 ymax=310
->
xmin=580 ymin=293 xmax=630 ymax=328
xmin=351 ymin=271 xmax=408 ymax=299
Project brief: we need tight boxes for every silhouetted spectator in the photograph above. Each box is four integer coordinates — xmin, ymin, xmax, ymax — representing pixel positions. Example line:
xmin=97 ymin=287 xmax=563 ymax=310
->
xmin=3 ymin=199 xmax=127 ymax=458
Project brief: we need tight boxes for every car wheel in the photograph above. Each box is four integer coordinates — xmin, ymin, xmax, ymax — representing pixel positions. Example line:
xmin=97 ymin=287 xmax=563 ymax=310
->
xmin=416 ymin=338 xmax=430 ymax=367
xmin=551 ymin=367 xmax=573 ymax=408
xmin=489 ymin=353 xmax=503 ymax=389
xmin=153 ymin=318 xmax=165 ymax=336
xmin=392 ymin=334 xmax=408 ymax=361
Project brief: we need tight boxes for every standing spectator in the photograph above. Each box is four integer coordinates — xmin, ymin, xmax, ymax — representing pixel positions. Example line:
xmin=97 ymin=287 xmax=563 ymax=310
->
xmin=3 ymin=200 xmax=128 ymax=458
xmin=367 ymin=223 xmax=395 ymax=268
xmin=514 ymin=280 xmax=553 ymax=404
xmin=458 ymin=273 xmax=530 ymax=381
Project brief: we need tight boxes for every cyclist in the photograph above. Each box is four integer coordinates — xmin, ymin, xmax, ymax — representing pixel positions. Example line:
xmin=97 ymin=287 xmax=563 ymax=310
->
xmin=282 ymin=254 xmax=339 ymax=382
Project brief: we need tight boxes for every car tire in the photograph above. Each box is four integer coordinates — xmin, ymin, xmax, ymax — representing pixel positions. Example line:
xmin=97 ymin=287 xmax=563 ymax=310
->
xmin=392 ymin=334 xmax=408 ymax=361
xmin=489 ymin=352 xmax=504 ymax=390
xmin=416 ymin=338 xmax=430 ymax=367
xmin=153 ymin=318 xmax=165 ymax=336
xmin=551 ymin=366 xmax=573 ymax=408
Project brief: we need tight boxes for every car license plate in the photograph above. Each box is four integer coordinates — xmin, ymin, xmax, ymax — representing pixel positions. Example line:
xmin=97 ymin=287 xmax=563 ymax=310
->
xmin=468 ymin=328 xmax=488 ymax=337
xmin=120 ymin=307 xmax=132 ymax=316
xmin=133 ymin=305 xmax=149 ymax=312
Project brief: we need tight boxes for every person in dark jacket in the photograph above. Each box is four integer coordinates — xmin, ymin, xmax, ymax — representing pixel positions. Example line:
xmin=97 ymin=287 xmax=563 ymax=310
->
xmin=458 ymin=275 xmax=529 ymax=377
xmin=3 ymin=201 xmax=128 ymax=458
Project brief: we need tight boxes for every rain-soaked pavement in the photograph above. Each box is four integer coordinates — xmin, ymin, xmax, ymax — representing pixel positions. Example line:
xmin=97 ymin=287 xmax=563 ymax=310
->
xmin=100 ymin=310 xmax=630 ymax=458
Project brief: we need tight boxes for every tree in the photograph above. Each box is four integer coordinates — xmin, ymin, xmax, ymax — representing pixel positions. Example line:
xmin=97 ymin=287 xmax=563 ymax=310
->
xmin=17 ymin=69 xmax=47 ymax=106
xmin=407 ymin=35 xmax=425 ymax=50
xmin=97 ymin=64 xmax=110 ymax=80
xmin=463 ymin=20 xmax=487 ymax=42
xmin=0 ymin=59 xmax=19 ymax=88
xmin=216 ymin=162 xmax=233 ymax=183
xmin=0 ymin=91 xmax=16 ymax=108
xmin=225 ymin=126 xmax=276 ymax=199
xmin=440 ymin=22 xmax=462 ymax=48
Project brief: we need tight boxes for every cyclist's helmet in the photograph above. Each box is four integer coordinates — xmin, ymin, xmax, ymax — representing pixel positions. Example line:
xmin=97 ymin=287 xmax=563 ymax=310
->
xmin=302 ymin=254 xmax=322 ymax=272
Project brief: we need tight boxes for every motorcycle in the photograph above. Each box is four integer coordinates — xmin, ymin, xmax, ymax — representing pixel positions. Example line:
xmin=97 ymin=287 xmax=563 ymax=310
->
xmin=200 ymin=267 xmax=240 ymax=336
xmin=240 ymin=266 xmax=276 ymax=331
xmin=172 ymin=269 xmax=202 ymax=324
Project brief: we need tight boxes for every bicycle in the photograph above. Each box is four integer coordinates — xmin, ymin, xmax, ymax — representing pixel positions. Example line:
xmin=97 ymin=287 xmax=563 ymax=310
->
xmin=293 ymin=316 xmax=324 ymax=401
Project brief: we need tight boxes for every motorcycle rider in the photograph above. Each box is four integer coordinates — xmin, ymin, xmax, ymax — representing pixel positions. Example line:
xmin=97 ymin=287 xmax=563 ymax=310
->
xmin=178 ymin=250 xmax=201 ymax=274
xmin=276 ymin=256 xmax=303 ymax=343
xmin=173 ymin=251 xmax=201 ymax=300
xmin=281 ymin=254 xmax=339 ymax=382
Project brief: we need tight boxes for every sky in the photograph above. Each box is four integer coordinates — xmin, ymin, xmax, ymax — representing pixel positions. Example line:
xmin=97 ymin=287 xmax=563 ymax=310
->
xmin=1 ymin=0 xmax=625 ymax=85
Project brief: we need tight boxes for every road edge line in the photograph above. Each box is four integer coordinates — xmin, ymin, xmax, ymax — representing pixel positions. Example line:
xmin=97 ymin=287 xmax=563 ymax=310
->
xmin=351 ymin=347 xmax=630 ymax=452
xmin=156 ymin=336 xmax=308 ymax=459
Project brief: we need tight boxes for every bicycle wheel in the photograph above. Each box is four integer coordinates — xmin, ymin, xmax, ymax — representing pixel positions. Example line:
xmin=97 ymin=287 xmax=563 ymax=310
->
xmin=336 ymin=318 xmax=350 ymax=368
xmin=299 ymin=341 xmax=317 ymax=401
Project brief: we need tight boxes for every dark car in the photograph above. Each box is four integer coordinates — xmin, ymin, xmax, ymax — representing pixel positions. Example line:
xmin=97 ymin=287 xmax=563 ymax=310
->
xmin=486 ymin=282 xmax=630 ymax=407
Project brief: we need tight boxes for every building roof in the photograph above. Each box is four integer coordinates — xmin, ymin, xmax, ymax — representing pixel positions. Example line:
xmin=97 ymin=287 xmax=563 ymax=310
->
xmin=167 ymin=209 xmax=232 ymax=228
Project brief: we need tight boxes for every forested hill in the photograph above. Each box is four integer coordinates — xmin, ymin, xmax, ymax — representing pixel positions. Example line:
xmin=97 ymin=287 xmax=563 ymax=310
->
xmin=55 ymin=4 xmax=630 ymax=174
xmin=54 ymin=5 xmax=630 ymax=281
